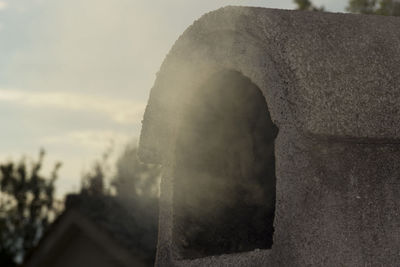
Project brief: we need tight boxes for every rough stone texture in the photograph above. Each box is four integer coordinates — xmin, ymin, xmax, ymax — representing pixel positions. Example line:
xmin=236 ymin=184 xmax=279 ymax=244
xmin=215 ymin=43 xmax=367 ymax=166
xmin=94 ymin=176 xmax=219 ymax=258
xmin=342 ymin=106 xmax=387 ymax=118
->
xmin=138 ymin=6 xmax=400 ymax=267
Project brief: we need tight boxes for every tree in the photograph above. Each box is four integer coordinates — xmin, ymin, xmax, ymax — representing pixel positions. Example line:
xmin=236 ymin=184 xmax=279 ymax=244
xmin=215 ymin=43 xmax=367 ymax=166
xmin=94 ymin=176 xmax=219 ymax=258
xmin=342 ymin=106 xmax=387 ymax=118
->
xmin=78 ymin=143 xmax=161 ymax=266
xmin=295 ymin=0 xmax=400 ymax=16
xmin=112 ymin=144 xmax=161 ymax=200
xmin=80 ymin=149 xmax=110 ymax=196
xmin=80 ymin=142 xmax=161 ymax=200
xmin=294 ymin=0 xmax=325 ymax=11
xmin=346 ymin=0 xmax=400 ymax=16
xmin=346 ymin=0 xmax=378 ymax=14
xmin=0 ymin=150 xmax=62 ymax=266
xmin=347 ymin=0 xmax=400 ymax=16
xmin=112 ymin=144 xmax=161 ymax=264
xmin=378 ymin=0 xmax=400 ymax=15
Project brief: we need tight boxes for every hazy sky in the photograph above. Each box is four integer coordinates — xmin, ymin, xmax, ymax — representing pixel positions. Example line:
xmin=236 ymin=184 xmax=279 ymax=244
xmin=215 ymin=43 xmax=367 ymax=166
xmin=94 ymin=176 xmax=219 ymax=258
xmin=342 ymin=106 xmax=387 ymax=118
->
xmin=0 ymin=0 xmax=348 ymax=197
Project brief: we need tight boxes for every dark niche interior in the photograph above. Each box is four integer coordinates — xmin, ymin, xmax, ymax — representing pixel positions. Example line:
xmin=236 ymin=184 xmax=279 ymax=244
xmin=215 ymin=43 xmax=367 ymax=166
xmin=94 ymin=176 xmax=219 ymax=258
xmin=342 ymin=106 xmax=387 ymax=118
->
xmin=173 ymin=70 xmax=278 ymax=259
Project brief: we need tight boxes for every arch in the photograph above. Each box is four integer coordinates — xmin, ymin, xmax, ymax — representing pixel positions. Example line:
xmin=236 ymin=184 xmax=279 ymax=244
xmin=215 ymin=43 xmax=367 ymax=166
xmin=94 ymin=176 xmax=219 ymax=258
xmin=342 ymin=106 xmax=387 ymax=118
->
xmin=173 ymin=70 xmax=278 ymax=259
xmin=138 ymin=6 xmax=400 ymax=266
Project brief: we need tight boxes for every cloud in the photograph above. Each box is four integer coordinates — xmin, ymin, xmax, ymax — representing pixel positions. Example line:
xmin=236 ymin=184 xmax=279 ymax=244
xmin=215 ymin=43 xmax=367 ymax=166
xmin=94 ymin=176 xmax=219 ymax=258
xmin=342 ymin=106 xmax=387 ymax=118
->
xmin=3 ymin=0 xmax=300 ymax=101
xmin=0 ymin=0 xmax=349 ymax=199
xmin=0 ymin=89 xmax=146 ymax=124
xmin=39 ymin=129 xmax=134 ymax=197
xmin=41 ymin=130 xmax=132 ymax=150
xmin=0 ymin=1 xmax=8 ymax=10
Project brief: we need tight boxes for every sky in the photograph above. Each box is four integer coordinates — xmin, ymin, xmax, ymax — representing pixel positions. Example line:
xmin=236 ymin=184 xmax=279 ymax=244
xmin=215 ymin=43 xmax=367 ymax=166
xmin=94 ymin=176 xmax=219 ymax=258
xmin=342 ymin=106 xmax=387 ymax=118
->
xmin=0 ymin=0 xmax=348 ymax=197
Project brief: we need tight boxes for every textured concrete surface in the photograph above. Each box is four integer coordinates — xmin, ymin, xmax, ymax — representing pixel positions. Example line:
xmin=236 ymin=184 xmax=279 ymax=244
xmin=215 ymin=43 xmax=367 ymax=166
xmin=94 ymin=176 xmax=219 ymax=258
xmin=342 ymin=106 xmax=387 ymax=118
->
xmin=138 ymin=6 xmax=400 ymax=267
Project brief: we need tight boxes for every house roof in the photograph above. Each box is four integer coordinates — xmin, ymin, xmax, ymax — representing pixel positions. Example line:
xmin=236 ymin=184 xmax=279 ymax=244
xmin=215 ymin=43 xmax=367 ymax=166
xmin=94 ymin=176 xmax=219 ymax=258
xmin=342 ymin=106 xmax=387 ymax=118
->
xmin=65 ymin=194 xmax=158 ymax=260
xmin=139 ymin=6 xmax=400 ymax=164
xmin=23 ymin=194 xmax=157 ymax=267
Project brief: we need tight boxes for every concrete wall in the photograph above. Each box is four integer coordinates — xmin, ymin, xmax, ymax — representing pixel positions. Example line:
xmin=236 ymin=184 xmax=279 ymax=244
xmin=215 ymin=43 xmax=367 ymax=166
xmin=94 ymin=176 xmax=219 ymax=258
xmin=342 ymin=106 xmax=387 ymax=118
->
xmin=139 ymin=7 xmax=400 ymax=266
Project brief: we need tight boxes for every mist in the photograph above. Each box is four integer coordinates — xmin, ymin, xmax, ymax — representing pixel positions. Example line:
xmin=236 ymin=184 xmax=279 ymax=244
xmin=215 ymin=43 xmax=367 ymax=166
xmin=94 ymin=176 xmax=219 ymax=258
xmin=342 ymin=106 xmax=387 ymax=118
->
xmin=0 ymin=0 xmax=305 ymax=197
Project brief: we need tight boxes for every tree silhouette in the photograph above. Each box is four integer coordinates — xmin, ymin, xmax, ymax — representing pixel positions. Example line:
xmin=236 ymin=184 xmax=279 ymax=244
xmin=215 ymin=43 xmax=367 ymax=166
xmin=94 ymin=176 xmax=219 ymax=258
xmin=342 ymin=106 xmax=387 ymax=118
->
xmin=294 ymin=0 xmax=325 ymax=11
xmin=347 ymin=0 xmax=400 ymax=16
xmin=0 ymin=150 xmax=62 ymax=266
xmin=294 ymin=0 xmax=400 ymax=16
xmin=79 ymin=143 xmax=161 ymax=266
xmin=112 ymin=144 xmax=161 ymax=199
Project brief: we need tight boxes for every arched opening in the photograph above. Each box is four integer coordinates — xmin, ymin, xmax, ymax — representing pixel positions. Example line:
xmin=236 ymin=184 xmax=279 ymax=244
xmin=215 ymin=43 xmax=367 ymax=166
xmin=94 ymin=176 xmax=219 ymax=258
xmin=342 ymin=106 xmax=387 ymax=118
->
xmin=173 ymin=70 xmax=278 ymax=259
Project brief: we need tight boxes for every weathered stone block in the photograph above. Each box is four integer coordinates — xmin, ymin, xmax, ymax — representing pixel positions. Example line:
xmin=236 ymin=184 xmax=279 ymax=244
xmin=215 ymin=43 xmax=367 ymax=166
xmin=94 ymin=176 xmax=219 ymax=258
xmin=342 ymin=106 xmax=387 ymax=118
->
xmin=139 ymin=6 xmax=400 ymax=267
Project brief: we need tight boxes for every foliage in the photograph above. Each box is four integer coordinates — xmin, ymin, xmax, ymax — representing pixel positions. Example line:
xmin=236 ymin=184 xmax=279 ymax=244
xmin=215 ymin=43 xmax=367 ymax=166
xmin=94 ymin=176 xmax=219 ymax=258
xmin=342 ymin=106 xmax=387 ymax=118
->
xmin=112 ymin=144 xmax=161 ymax=200
xmin=294 ymin=0 xmax=325 ymax=11
xmin=294 ymin=0 xmax=400 ymax=16
xmin=346 ymin=0 xmax=379 ymax=14
xmin=81 ymin=143 xmax=161 ymax=200
xmin=0 ymin=150 xmax=62 ymax=266
xmin=80 ymin=149 xmax=110 ymax=196
xmin=79 ymin=143 xmax=161 ymax=266
xmin=346 ymin=0 xmax=400 ymax=16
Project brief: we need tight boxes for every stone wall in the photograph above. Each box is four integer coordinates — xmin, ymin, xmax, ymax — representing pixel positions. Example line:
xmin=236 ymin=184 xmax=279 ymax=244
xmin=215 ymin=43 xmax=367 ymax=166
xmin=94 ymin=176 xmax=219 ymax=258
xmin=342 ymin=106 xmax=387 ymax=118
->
xmin=139 ymin=6 xmax=400 ymax=266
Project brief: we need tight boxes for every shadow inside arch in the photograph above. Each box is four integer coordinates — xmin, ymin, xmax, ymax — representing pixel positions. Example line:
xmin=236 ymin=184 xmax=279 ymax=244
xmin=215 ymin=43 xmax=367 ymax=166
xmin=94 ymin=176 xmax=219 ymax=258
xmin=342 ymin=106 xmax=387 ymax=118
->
xmin=173 ymin=69 xmax=278 ymax=259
